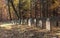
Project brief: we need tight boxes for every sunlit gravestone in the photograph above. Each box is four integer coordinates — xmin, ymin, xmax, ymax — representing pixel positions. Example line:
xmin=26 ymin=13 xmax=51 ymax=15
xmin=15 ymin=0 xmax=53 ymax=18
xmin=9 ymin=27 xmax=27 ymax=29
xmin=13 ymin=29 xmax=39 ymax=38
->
xmin=46 ymin=18 xmax=50 ymax=31
xmin=21 ymin=19 xmax=23 ymax=25
xmin=28 ymin=19 xmax=31 ymax=26
xmin=39 ymin=20 xmax=42 ymax=28
xmin=34 ymin=19 xmax=36 ymax=26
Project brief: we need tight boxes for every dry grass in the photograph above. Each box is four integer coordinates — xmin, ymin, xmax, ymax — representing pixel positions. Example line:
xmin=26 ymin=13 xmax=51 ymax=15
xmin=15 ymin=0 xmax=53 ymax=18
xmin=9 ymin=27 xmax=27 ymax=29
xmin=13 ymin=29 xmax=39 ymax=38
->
xmin=0 ymin=23 xmax=49 ymax=33
xmin=0 ymin=24 xmax=60 ymax=38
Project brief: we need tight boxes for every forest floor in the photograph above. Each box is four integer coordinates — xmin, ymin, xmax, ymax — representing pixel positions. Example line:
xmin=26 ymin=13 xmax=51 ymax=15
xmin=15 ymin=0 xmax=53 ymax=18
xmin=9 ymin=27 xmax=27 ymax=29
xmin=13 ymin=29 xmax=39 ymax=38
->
xmin=0 ymin=23 xmax=60 ymax=38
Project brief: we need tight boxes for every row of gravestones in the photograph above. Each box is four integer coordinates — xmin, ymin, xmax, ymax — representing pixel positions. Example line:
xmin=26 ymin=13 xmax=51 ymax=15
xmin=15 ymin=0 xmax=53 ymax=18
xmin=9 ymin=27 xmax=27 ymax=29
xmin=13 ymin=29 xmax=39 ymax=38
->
xmin=10 ymin=18 xmax=60 ymax=31
xmin=13 ymin=18 xmax=51 ymax=31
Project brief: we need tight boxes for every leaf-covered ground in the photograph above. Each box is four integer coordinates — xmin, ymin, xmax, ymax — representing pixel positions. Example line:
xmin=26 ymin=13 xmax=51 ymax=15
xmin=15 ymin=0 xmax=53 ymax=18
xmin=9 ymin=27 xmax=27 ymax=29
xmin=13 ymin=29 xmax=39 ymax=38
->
xmin=0 ymin=24 xmax=60 ymax=38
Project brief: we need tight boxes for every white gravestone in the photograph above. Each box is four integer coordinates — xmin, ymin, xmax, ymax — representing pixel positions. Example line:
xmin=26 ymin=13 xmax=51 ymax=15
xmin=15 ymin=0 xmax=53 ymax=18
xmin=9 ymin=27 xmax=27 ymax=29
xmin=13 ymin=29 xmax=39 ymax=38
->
xmin=28 ymin=19 xmax=31 ymax=26
xmin=21 ymin=19 xmax=23 ymax=24
xmin=34 ymin=19 xmax=36 ymax=23
xmin=34 ymin=19 xmax=36 ymax=25
xmin=39 ymin=20 xmax=42 ymax=28
xmin=11 ymin=20 xmax=15 ymax=24
xmin=24 ymin=19 xmax=27 ymax=24
xmin=46 ymin=18 xmax=50 ymax=31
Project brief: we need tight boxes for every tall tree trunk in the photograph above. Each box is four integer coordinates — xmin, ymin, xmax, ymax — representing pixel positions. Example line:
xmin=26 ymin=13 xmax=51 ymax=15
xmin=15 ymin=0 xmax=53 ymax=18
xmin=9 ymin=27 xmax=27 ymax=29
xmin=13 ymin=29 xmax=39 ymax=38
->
xmin=18 ymin=0 xmax=22 ymax=24
xmin=9 ymin=0 xmax=19 ymax=19
xmin=7 ymin=0 xmax=12 ymax=20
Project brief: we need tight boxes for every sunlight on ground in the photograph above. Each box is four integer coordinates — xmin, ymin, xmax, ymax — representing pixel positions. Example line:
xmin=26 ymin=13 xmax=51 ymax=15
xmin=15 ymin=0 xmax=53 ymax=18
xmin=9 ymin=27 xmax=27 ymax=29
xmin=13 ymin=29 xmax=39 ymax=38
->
xmin=0 ymin=23 xmax=15 ymax=30
xmin=0 ymin=23 xmax=48 ymax=32
xmin=0 ymin=22 xmax=51 ymax=32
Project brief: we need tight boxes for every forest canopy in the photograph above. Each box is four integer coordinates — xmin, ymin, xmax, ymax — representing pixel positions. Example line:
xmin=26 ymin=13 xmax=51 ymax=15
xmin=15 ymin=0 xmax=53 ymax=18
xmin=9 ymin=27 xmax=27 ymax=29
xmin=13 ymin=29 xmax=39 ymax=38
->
xmin=0 ymin=0 xmax=60 ymax=21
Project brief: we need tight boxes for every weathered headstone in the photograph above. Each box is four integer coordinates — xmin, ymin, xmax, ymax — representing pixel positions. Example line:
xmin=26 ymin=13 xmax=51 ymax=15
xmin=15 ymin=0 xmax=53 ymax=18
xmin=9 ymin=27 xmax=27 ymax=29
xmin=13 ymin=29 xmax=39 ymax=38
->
xmin=46 ymin=18 xmax=50 ymax=31
xmin=39 ymin=20 xmax=42 ymax=28
xmin=34 ymin=19 xmax=36 ymax=23
xmin=34 ymin=19 xmax=36 ymax=26
xmin=21 ymin=19 xmax=23 ymax=24
xmin=11 ymin=20 xmax=15 ymax=24
xmin=24 ymin=19 xmax=27 ymax=24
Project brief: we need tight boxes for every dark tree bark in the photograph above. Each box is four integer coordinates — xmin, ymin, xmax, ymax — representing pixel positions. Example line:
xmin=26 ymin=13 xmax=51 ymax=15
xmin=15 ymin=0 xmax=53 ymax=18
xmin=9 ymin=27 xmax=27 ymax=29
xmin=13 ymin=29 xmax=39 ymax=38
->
xmin=7 ymin=0 xmax=12 ymax=20
xmin=9 ymin=0 xmax=20 ymax=19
